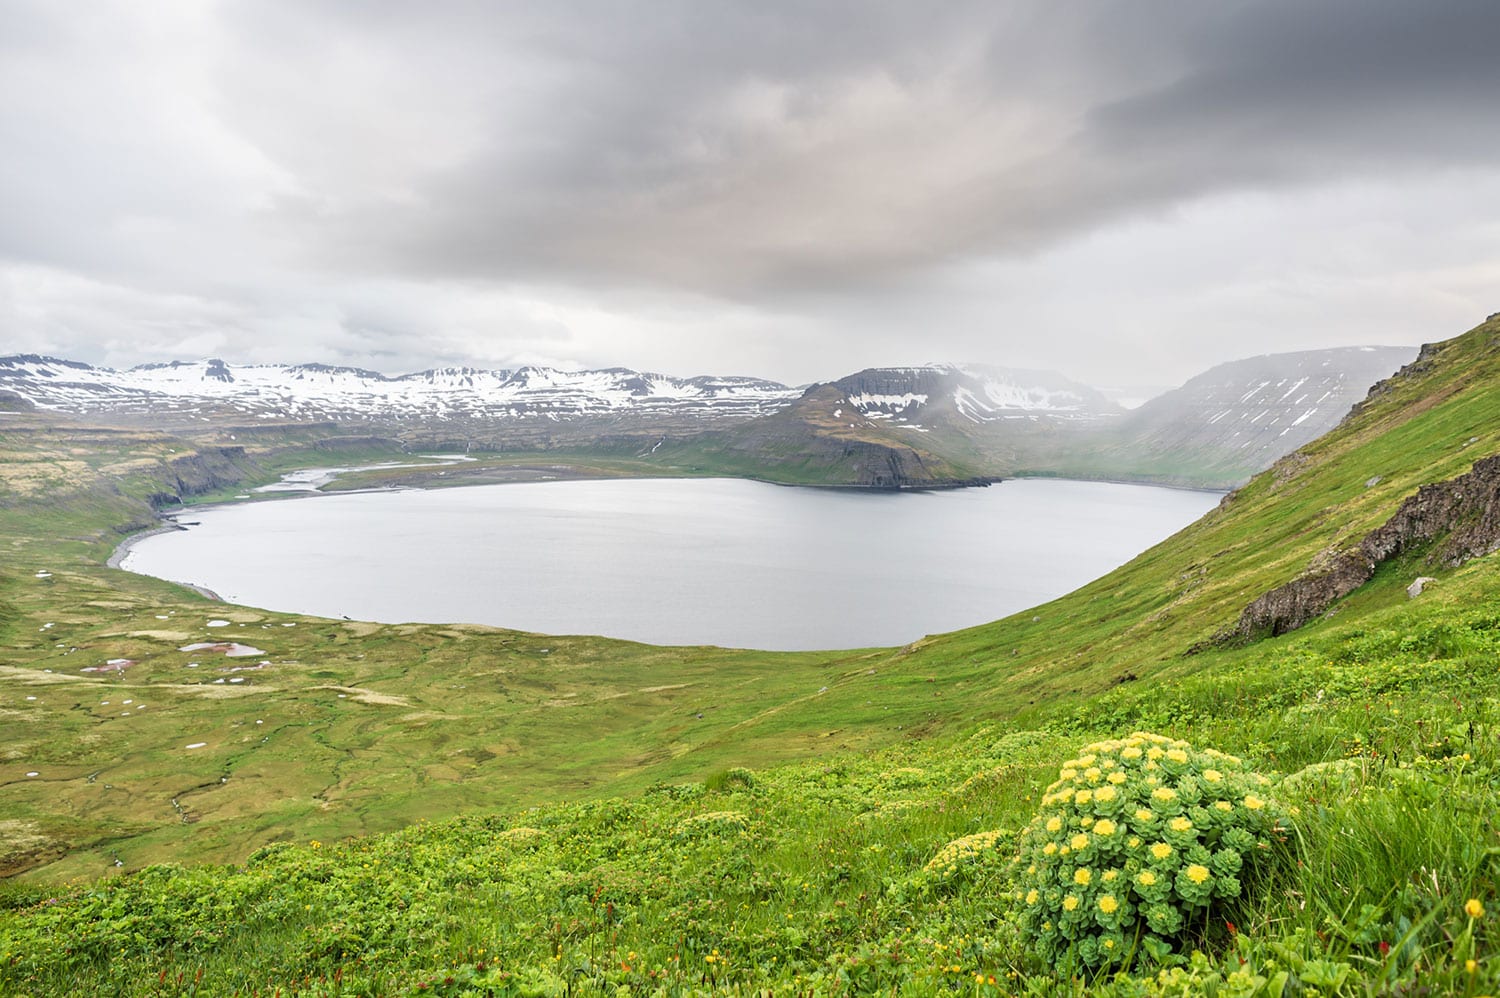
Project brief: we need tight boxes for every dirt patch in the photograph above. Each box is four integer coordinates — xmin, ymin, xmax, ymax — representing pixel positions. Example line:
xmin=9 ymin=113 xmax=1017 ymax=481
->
xmin=314 ymin=685 xmax=412 ymax=707
xmin=127 ymin=630 xmax=194 ymax=643
xmin=0 ymin=665 xmax=92 ymax=686
xmin=0 ymin=819 xmax=63 ymax=878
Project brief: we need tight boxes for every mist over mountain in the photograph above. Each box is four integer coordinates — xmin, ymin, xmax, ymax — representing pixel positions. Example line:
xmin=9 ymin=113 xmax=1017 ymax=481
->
xmin=1040 ymin=346 xmax=1420 ymax=486
xmin=0 ymin=345 xmax=1414 ymax=489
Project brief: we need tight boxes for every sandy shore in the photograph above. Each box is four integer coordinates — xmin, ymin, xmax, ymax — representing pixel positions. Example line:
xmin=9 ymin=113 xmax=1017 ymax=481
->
xmin=108 ymin=521 xmax=222 ymax=601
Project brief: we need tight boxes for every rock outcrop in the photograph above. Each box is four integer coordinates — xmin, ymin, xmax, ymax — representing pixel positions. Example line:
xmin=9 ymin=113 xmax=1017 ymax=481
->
xmin=1230 ymin=453 xmax=1500 ymax=639
xmin=147 ymin=447 xmax=261 ymax=507
xmin=1407 ymin=577 xmax=1437 ymax=598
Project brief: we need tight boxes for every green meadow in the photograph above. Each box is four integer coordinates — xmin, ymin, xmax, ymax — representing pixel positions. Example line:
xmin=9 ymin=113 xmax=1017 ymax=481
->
xmin=1 ymin=318 xmax=1498 ymax=994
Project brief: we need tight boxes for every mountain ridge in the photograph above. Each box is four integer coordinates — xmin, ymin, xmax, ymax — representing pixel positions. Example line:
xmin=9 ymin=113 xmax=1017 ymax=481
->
xmin=1 ymin=346 xmax=1417 ymax=488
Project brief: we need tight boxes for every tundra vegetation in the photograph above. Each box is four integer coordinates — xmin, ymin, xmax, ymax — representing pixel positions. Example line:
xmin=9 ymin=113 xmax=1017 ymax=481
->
xmin=1 ymin=318 xmax=1498 ymax=994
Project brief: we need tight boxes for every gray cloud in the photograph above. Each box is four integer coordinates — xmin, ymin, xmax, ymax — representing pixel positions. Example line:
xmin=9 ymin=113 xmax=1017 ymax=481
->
xmin=1 ymin=1 xmax=1498 ymax=386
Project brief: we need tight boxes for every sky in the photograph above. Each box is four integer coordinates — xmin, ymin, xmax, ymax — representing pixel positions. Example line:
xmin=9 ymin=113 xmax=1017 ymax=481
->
xmin=2 ymin=1 xmax=1499 ymax=391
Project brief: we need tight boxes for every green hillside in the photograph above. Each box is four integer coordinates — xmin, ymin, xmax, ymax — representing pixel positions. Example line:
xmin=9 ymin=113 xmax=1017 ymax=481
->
xmin=1 ymin=317 xmax=1498 ymax=994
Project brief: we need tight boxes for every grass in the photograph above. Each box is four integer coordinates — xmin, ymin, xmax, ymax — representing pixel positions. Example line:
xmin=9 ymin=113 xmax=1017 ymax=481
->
xmin=2 ymin=597 xmax=1496 ymax=994
xmin=0 ymin=317 xmax=1498 ymax=993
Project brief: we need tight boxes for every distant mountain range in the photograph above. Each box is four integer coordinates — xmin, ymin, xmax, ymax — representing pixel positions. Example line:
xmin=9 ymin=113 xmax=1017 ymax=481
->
xmin=0 ymin=355 xmax=797 ymax=424
xmin=670 ymin=348 xmax=1415 ymax=488
xmin=0 ymin=346 xmax=1416 ymax=488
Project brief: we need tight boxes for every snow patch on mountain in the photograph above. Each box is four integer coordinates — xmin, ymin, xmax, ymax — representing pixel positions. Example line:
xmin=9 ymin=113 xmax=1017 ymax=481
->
xmin=0 ymin=356 xmax=800 ymax=424
xmin=846 ymin=392 xmax=929 ymax=414
xmin=834 ymin=364 xmax=1120 ymax=426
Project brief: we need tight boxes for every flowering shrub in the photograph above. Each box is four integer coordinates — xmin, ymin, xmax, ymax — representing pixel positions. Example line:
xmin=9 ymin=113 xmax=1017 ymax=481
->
xmin=494 ymin=826 xmax=545 ymax=847
xmin=1011 ymin=732 xmax=1287 ymax=969
xmin=921 ymin=829 xmax=1015 ymax=890
xmin=671 ymin=810 xmax=749 ymax=841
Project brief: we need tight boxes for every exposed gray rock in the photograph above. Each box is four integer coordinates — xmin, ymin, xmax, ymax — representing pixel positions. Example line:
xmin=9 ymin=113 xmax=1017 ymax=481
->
xmin=1407 ymin=576 xmax=1437 ymax=598
xmin=1229 ymin=453 xmax=1500 ymax=640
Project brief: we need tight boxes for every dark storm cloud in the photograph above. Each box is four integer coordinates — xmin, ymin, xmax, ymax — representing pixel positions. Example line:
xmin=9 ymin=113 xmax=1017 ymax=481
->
xmin=229 ymin=1 xmax=1500 ymax=297
xmin=1 ymin=1 xmax=1497 ymax=383
xmin=1092 ymin=2 xmax=1500 ymax=193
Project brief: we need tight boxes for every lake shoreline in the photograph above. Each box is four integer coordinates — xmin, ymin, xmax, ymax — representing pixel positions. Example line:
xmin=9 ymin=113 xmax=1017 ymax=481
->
xmin=108 ymin=518 xmax=224 ymax=601
xmin=114 ymin=476 xmax=1221 ymax=651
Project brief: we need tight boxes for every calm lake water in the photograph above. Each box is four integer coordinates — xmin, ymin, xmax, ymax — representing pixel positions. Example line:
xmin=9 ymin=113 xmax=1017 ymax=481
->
xmin=120 ymin=477 xmax=1219 ymax=650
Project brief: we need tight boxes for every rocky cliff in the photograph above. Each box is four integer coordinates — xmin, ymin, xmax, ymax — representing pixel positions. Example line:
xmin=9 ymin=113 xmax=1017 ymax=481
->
xmin=147 ymin=447 xmax=262 ymax=508
xmin=1231 ymin=452 xmax=1500 ymax=639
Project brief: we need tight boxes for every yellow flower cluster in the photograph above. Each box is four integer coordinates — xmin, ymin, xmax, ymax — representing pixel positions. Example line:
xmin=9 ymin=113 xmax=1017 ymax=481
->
xmin=923 ymin=829 xmax=1009 ymax=878
xmin=1013 ymin=732 xmax=1285 ymax=970
xmin=495 ymin=826 xmax=546 ymax=846
xmin=671 ymin=810 xmax=748 ymax=840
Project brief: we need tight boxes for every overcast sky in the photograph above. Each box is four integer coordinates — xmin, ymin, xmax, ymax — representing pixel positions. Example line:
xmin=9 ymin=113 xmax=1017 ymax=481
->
xmin=2 ymin=1 xmax=1498 ymax=389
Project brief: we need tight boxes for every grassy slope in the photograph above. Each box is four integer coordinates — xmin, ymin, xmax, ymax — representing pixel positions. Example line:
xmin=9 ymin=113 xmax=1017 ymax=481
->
xmin=1 ymin=318 xmax=1498 ymax=992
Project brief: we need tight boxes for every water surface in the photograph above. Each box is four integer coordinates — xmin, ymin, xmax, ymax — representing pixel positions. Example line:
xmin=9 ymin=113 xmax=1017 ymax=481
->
xmin=121 ymin=477 xmax=1218 ymax=650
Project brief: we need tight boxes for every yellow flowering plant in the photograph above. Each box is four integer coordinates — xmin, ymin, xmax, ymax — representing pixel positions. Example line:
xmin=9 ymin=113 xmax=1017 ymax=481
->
xmin=1010 ymin=732 xmax=1287 ymax=969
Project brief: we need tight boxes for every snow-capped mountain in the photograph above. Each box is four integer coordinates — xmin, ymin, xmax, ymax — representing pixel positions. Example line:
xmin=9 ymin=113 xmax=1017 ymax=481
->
xmin=1113 ymin=346 xmax=1417 ymax=463
xmin=0 ymin=356 xmax=800 ymax=425
xmin=829 ymin=365 xmax=1121 ymax=428
xmin=1039 ymin=345 xmax=1421 ymax=487
xmin=700 ymin=351 xmax=1414 ymax=489
xmin=0 ymin=349 xmax=1416 ymax=488
xmin=684 ymin=364 xmax=1122 ymax=488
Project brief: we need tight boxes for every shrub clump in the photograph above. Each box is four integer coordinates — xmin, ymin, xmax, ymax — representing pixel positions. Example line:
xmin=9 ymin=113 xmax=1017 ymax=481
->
xmin=921 ymin=829 xmax=1015 ymax=891
xmin=1011 ymin=732 xmax=1287 ymax=970
xmin=671 ymin=810 xmax=749 ymax=841
xmin=494 ymin=826 xmax=545 ymax=847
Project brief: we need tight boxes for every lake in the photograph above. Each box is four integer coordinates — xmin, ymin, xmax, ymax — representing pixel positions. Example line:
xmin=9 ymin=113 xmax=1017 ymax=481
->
xmin=119 ymin=477 xmax=1219 ymax=650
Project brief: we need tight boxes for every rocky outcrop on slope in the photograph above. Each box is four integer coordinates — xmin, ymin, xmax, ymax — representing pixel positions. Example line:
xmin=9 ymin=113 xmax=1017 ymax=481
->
xmin=1231 ymin=453 xmax=1500 ymax=639
xmin=0 ymin=389 xmax=33 ymax=411
xmin=824 ymin=438 xmax=992 ymax=490
xmin=146 ymin=447 xmax=262 ymax=508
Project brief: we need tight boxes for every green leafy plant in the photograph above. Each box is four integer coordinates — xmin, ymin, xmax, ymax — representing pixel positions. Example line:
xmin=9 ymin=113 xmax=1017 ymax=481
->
xmin=1010 ymin=732 xmax=1288 ymax=970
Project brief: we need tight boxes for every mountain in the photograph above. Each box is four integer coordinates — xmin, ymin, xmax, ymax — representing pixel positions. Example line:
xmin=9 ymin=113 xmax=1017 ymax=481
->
xmin=1037 ymin=346 xmax=1417 ymax=487
xmin=828 ymin=364 xmax=1121 ymax=426
xmin=689 ymin=351 xmax=1414 ymax=489
xmin=654 ymin=364 xmax=1120 ymax=488
xmin=0 ymin=348 xmax=1414 ymax=488
xmin=0 ymin=355 xmax=800 ymax=431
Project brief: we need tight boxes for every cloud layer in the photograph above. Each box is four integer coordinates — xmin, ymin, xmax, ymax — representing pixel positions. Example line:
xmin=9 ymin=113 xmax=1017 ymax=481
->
xmin=3 ymin=1 xmax=1499 ymax=386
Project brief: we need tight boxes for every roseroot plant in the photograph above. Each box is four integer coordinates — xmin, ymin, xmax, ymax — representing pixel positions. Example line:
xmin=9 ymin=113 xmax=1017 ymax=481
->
xmin=1011 ymin=732 xmax=1287 ymax=970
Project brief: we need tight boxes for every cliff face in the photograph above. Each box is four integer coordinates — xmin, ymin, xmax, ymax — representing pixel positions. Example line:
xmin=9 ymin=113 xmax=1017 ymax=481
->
xmin=1232 ymin=453 xmax=1500 ymax=638
xmin=822 ymin=437 xmax=987 ymax=490
xmin=149 ymin=447 xmax=260 ymax=507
